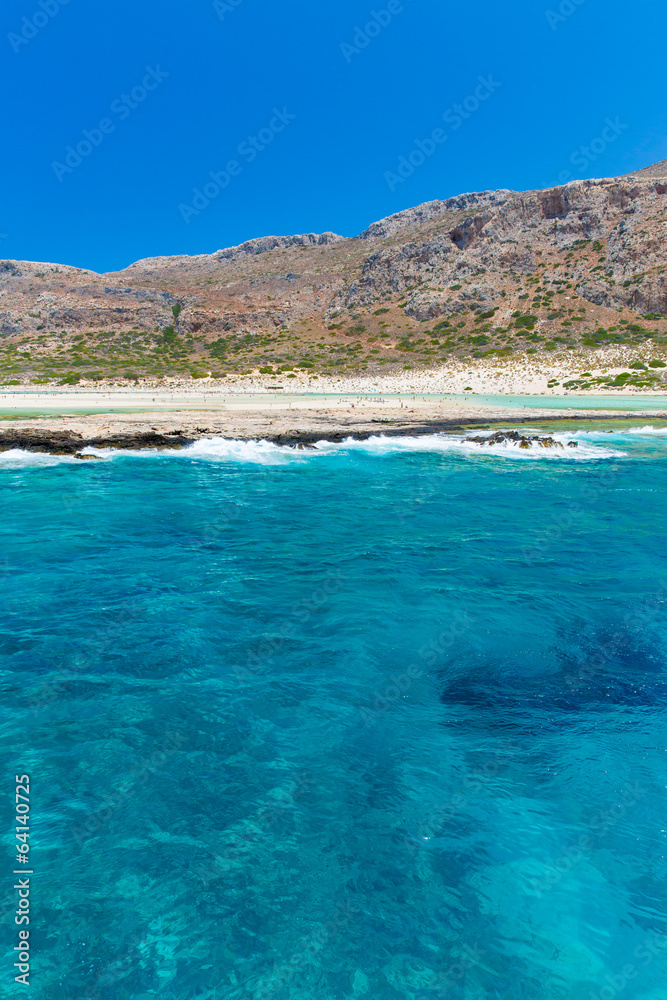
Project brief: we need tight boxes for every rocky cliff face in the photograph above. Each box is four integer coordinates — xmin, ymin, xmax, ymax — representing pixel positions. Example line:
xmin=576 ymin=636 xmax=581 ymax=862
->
xmin=343 ymin=177 xmax=666 ymax=306
xmin=1 ymin=165 xmax=666 ymax=382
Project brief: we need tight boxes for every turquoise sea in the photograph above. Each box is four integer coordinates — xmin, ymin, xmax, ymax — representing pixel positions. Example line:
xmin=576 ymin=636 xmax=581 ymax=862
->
xmin=2 ymin=424 xmax=667 ymax=999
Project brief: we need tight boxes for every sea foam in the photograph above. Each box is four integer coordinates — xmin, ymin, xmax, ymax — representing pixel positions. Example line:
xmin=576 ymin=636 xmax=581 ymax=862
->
xmin=0 ymin=449 xmax=80 ymax=468
xmin=0 ymin=431 xmax=627 ymax=470
xmin=179 ymin=433 xmax=624 ymax=464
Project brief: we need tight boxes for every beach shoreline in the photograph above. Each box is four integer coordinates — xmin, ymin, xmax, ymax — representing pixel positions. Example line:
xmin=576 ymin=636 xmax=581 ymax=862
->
xmin=1 ymin=393 xmax=666 ymax=454
xmin=3 ymin=352 xmax=667 ymax=402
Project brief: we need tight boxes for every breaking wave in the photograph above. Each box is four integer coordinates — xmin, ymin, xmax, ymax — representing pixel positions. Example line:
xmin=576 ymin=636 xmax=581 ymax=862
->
xmin=178 ymin=432 xmax=625 ymax=464
xmin=0 ymin=431 xmax=628 ymax=470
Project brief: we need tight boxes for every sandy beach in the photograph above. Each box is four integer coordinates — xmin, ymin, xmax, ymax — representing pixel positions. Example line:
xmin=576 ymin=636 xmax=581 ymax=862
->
xmin=3 ymin=351 xmax=667 ymax=402
xmin=1 ymin=383 xmax=666 ymax=453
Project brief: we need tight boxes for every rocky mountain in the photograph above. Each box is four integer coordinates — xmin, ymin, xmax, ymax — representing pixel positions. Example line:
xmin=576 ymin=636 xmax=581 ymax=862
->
xmin=1 ymin=164 xmax=666 ymax=384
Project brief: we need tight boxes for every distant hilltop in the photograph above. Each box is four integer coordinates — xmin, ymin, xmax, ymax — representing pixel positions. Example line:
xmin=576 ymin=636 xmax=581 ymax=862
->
xmin=626 ymin=158 xmax=667 ymax=179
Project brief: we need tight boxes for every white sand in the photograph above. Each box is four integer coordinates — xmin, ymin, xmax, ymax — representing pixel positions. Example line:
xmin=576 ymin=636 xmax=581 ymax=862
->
xmin=2 ymin=352 xmax=667 ymax=407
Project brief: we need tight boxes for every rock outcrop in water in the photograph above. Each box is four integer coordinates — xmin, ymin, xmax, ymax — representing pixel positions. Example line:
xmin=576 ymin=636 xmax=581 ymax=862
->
xmin=0 ymin=428 xmax=192 ymax=455
xmin=465 ymin=430 xmax=579 ymax=449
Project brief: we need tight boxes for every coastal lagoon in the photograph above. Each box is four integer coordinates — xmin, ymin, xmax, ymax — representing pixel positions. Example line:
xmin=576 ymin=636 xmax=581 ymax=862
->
xmin=3 ymin=390 xmax=667 ymax=422
xmin=2 ymin=426 xmax=666 ymax=998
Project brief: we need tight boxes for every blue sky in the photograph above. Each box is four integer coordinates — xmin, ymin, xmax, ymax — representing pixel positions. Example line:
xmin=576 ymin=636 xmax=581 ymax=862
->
xmin=1 ymin=0 xmax=665 ymax=273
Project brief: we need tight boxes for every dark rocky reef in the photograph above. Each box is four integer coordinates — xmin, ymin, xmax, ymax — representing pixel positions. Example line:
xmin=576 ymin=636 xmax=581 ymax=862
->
xmin=465 ymin=430 xmax=578 ymax=449
xmin=0 ymin=429 xmax=193 ymax=455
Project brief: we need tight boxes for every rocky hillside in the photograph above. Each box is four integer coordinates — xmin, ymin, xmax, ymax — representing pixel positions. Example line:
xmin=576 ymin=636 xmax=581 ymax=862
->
xmin=1 ymin=164 xmax=666 ymax=385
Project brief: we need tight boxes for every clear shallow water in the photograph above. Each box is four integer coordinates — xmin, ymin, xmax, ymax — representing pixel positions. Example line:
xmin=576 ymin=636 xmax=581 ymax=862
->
xmin=1 ymin=428 xmax=667 ymax=1000
xmin=456 ymin=394 xmax=667 ymax=410
xmin=1 ymin=390 xmax=667 ymax=420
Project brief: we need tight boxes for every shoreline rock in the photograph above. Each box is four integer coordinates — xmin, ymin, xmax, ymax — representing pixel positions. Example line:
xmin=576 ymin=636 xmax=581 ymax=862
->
xmin=0 ymin=411 xmax=654 ymax=456
xmin=465 ymin=430 xmax=578 ymax=449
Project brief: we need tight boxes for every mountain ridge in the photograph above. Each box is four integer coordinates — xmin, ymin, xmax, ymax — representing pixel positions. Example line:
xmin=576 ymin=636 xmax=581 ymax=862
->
xmin=6 ymin=164 xmax=666 ymax=277
xmin=1 ymin=163 xmax=667 ymax=385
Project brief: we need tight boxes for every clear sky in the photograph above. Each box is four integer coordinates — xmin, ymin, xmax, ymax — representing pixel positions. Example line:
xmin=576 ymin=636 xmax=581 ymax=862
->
xmin=1 ymin=0 xmax=665 ymax=273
